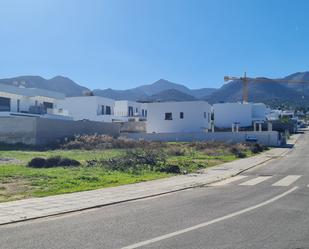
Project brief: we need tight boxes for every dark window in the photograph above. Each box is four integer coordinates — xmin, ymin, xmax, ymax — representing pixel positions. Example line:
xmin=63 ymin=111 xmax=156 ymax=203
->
xmin=0 ymin=97 xmax=10 ymax=112
xmin=17 ymin=99 xmax=20 ymax=112
xmin=165 ymin=112 xmax=172 ymax=120
xmin=128 ymin=106 xmax=134 ymax=117
xmin=180 ymin=112 xmax=184 ymax=119
xmin=142 ymin=109 xmax=145 ymax=117
xmin=204 ymin=112 xmax=207 ymax=119
xmin=106 ymin=106 xmax=111 ymax=115
xmin=145 ymin=110 xmax=147 ymax=117
xmin=101 ymin=105 xmax=105 ymax=115
xmin=43 ymin=102 xmax=53 ymax=110
xmin=136 ymin=108 xmax=138 ymax=113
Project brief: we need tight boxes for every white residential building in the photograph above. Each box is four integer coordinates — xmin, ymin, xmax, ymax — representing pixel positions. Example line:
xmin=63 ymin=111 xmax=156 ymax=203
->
xmin=146 ymin=101 xmax=212 ymax=133
xmin=213 ymin=102 xmax=267 ymax=128
xmin=59 ymin=96 xmax=116 ymax=122
xmin=0 ymin=84 xmax=70 ymax=119
xmin=59 ymin=97 xmax=148 ymax=122
xmin=114 ymin=100 xmax=147 ymax=119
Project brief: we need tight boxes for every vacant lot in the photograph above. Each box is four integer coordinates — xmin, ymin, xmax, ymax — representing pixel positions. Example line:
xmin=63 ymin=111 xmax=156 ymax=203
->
xmin=0 ymin=136 xmax=267 ymax=202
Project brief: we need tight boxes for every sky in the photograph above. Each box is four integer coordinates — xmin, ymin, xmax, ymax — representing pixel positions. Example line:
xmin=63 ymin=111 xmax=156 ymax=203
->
xmin=0 ymin=0 xmax=309 ymax=90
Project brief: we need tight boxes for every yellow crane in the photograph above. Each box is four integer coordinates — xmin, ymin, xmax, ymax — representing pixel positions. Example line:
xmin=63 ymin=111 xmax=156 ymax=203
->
xmin=224 ymin=72 xmax=309 ymax=103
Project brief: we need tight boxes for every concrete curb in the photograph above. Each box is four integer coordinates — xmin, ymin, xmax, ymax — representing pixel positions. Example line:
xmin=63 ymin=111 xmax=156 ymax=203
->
xmin=0 ymin=134 xmax=300 ymax=226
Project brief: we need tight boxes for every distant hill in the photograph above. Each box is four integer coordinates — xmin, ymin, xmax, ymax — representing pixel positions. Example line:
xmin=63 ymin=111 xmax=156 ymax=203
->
xmin=93 ymin=88 xmax=148 ymax=101
xmin=0 ymin=75 xmax=89 ymax=97
xmin=140 ymin=89 xmax=197 ymax=102
xmin=2 ymin=72 xmax=309 ymax=108
xmin=204 ymin=72 xmax=309 ymax=108
xmin=94 ymin=79 xmax=217 ymax=100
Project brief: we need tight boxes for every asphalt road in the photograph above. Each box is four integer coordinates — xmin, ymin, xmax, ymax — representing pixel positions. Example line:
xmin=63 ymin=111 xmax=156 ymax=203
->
xmin=1 ymin=132 xmax=309 ymax=249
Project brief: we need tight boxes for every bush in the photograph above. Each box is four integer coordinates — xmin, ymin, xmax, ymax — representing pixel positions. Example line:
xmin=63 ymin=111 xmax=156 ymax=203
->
xmin=28 ymin=157 xmax=46 ymax=168
xmin=230 ymin=147 xmax=247 ymax=158
xmin=44 ymin=156 xmax=62 ymax=168
xmin=249 ymin=143 xmax=266 ymax=154
xmin=167 ymin=147 xmax=186 ymax=156
xmin=28 ymin=156 xmax=80 ymax=168
xmin=61 ymin=134 xmax=165 ymax=150
xmin=159 ymin=165 xmax=181 ymax=174
xmin=86 ymin=148 xmax=166 ymax=173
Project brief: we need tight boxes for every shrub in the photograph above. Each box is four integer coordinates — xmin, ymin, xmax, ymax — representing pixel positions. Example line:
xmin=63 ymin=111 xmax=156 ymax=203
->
xmin=28 ymin=157 xmax=46 ymax=168
xmin=61 ymin=134 xmax=165 ymax=150
xmin=159 ymin=165 xmax=181 ymax=174
xmin=58 ymin=157 xmax=81 ymax=166
xmin=28 ymin=156 xmax=80 ymax=168
xmin=86 ymin=148 xmax=166 ymax=173
xmin=230 ymin=147 xmax=247 ymax=158
xmin=167 ymin=147 xmax=186 ymax=156
xmin=249 ymin=143 xmax=265 ymax=154
xmin=44 ymin=156 xmax=62 ymax=168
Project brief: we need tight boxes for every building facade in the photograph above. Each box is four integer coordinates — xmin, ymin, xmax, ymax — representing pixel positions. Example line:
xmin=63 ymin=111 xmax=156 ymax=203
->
xmin=60 ymin=97 xmax=148 ymax=122
xmin=146 ymin=101 xmax=212 ymax=133
xmin=0 ymin=84 xmax=69 ymax=119
xmin=213 ymin=102 xmax=267 ymax=128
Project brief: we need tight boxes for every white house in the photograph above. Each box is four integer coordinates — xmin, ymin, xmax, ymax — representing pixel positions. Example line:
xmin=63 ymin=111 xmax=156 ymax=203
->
xmin=0 ymin=84 xmax=70 ymax=119
xmin=213 ymin=102 xmax=267 ymax=128
xmin=114 ymin=100 xmax=147 ymax=119
xmin=59 ymin=96 xmax=116 ymax=122
xmin=59 ymin=97 xmax=148 ymax=122
xmin=146 ymin=101 xmax=212 ymax=133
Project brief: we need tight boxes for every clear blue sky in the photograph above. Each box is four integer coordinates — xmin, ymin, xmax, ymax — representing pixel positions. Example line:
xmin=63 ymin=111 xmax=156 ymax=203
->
xmin=1 ymin=0 xmax=309 ymax=90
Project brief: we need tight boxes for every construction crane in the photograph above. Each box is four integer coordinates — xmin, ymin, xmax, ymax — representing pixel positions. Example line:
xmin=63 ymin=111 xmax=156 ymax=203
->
xmin=224 ymin=72 xmax=309 ymax=103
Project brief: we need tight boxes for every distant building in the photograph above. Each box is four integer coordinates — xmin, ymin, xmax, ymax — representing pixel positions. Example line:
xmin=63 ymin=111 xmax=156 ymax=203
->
xmin=146 ymin=101 xmax=212 ymax=133
xmin=213 ymin=102 xmax=267 ymax=128
xmin=0 ymin=83 xmax=70 ymax=120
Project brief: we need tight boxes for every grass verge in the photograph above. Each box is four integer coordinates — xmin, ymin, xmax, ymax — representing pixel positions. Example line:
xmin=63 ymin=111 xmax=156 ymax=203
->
xmin=0 ymin=140 xmax=265 ymax=202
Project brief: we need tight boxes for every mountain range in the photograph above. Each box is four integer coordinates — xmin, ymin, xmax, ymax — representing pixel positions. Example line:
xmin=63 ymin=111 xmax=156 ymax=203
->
xmin=1 ymin=72 xmax=309 ymax=108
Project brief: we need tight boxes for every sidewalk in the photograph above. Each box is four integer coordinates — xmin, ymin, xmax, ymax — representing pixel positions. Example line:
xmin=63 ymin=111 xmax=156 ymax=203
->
xmin=0 ymin=134 xmax=300 ymax=225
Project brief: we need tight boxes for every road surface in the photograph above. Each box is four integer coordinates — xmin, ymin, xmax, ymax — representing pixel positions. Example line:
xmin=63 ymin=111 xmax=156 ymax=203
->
xmin=1 ymin=132 xmax=309 ymax=249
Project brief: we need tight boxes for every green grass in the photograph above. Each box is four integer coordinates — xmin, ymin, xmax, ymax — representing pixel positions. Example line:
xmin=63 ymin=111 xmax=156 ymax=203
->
xmin=0 ymin=143 xmax=257 ymax=203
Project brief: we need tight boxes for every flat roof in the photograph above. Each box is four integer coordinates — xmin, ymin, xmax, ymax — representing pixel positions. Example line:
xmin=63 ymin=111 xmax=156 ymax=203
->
xmin=0 ymin=84 xmax=65 ymax=99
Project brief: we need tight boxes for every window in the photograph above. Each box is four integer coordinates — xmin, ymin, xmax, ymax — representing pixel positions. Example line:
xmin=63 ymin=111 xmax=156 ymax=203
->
xmin=17 ymin=99 xmax=20 ymax=112
xmin=106 ymin=106 xmax=111 ymax=115
xmin=180 ymin=112 xmax=184 ymax=119
xmin=101 ymin=105 xmax=105 ymax=115
xmin=165 ymin=112 xmax=172 ymax=120
xmin=43 ymin=102 xmax=53 ymax=110
xmin=142 ymin=109 xmax=145 ymax=117
xmin=145 ymin=110 xmax=147 ymax=117
xmin=0 ymin=97 xmax=10 ymax=112
xmin=128 ymin=106 xmax=134 ymax=117
xmin=136 ymin=108 xmax=138 ymax=113
xmin=204 ymin=112 xmax=207 ymax=119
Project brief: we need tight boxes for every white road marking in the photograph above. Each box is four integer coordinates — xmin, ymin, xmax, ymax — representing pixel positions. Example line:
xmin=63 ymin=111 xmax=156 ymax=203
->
xmin=272 ymin=175 xmax=301 ymax=187
xmin=239 ymin=176 xmax=272 ymax=186
xmin=120 ymin=186 xmax=298 ymax=249
xmin=209 ymin=175 xmax=248 ymax=186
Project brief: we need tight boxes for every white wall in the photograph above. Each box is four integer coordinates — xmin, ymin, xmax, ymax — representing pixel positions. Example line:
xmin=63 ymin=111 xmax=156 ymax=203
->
xmin=214 ymin=103 xmax=252 ymax=128
xmin=59 ymin=96 xmax=115 ymax=121
xmin=0 ymin=92 xmax=59 ymax=113
xmin=114 ymin=100 xmax=144 ymax=117
xmin=252 ymin=103 xmax=267 ymax=121
xmin=146 ymin=101 xmax=212 ymax=133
